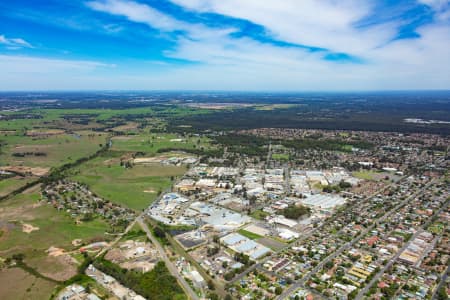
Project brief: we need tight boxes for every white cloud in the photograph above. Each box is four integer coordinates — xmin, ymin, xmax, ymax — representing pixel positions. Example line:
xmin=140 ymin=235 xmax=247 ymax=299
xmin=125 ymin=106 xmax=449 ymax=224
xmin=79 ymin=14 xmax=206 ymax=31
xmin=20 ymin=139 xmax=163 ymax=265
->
xmin=418 ymin=0 xmax=449 ymax=10
xmin=418 ymin=0 xmax=450 ymax=20
xmin=86 ymin=0 xmax=236 ymax=39
xmin=0 ymin=55 xmax=118 ymax=90
xmin=0 ymin=55 xmax=113 ymax=73
xmin=0 ymin=35 xmax=33 ymax=49
xmin=2 ymin=0 xmax=449 ymax=90
xmin=86 ymin=0 xmax=185 ymax=31
xmin=169 ymin=0 xmax=400 ymax=55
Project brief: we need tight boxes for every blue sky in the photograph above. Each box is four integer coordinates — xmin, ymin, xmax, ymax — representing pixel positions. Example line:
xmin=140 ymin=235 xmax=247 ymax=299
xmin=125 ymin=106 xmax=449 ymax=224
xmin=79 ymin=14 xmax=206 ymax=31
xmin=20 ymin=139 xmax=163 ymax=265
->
xmin=0 ymin=0 xmax=449 ymax=91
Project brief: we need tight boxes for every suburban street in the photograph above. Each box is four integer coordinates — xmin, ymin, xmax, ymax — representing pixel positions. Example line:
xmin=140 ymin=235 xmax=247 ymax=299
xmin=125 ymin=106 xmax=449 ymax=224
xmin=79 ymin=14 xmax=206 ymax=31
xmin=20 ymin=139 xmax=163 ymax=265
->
xmin=276 ymin=179 xmax=436 ymax=300
xmin=356 ymin=198 xmax=449 ymax=300
xmin=431 ymin=265 xmax=450 ymax=300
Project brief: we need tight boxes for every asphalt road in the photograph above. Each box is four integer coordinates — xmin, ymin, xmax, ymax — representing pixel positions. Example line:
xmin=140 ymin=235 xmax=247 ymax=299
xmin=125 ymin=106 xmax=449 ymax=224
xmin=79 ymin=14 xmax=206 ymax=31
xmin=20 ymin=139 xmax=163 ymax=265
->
xmin=356 ymin=198 xmax=449 ymax=300
xmin=284 ymin=164 xmax=290 ymax=194
xmin=95 ymin=215 xmax=140 ymax=259
xmin=137 ymin=218 xmax=200 ymax=300
xmin=431 ymin=265 xmax=449 ymax=300
xmin=276 ymin=179 xmax=436 ymax=300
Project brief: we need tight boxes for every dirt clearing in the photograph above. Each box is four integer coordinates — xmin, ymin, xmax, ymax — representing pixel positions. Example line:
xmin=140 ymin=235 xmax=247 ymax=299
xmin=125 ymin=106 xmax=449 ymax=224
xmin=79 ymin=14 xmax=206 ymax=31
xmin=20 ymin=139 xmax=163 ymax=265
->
xmin=22 ymin=223 xmax=39 ymax=234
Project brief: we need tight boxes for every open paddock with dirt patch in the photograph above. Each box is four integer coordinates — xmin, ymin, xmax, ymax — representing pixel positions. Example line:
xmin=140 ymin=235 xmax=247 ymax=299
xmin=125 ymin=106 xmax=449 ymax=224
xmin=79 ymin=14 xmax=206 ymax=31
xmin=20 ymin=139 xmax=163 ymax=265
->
xmin=70 ymin=154 xmax=187 ymax=210
xmin=26 ymin=129 xmax=65 ymax=136
xmin=0 ymin=268 xmax=56 ymax=300
xmin=111 ymin=122 xmax=139 ymax=132
xmin=111 ymin=133 xmax=213 ymax=154
xmin=0 ymin=131 xmax=108 ymax=168
xmin=0 ymin=166 xmax=49 ymax=177
xmin=0 ymin=177 xmax=36 ymax=197
xmin=0 ymin=192 xmax=109 ymax=280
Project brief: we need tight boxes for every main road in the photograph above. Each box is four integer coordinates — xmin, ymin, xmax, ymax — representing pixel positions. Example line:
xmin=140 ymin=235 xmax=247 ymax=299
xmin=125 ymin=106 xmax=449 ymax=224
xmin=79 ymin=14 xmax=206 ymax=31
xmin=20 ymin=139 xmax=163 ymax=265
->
xmin=137 ymin=217 xmax=200 ymax=300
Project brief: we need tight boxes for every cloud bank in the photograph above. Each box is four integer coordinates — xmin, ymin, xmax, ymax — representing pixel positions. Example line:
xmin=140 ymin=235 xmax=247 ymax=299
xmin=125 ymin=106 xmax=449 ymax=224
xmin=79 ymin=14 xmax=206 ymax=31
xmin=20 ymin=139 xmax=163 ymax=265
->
xmin=0 ymin=0 xmax=449 ymax=90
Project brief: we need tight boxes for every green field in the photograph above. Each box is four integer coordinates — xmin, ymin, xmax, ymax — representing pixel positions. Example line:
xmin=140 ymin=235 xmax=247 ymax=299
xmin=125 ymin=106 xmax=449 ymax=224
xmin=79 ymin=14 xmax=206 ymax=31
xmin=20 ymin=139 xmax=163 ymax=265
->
xmin=341 ymin=145 xmax=354 ymax=152
xmin=250 ymin=209 xmax=269 ymax=220
xmin=0 ymin=192 xmax=109 ymax=254
xmin=0 ymin=177 xmax=35 ymax=197
xmin=111 ymin=133 xmax=213 ymax=154
xmin=0 ymin=131 xmax=107 ymax=168
xmin=238 ymin=229 xmax=263 ymax=240
xmin=271 ymin=153 xmax=289 ymax=161
xmin=70 ymin=154 xmax=186 ymax=210
xmin=0 ymin=191 xmax=110 ymax=281
xmin=0 ymin=105 xmax=209 ymax=131
xmin=352 ymin=170 xmax=377 ymax=180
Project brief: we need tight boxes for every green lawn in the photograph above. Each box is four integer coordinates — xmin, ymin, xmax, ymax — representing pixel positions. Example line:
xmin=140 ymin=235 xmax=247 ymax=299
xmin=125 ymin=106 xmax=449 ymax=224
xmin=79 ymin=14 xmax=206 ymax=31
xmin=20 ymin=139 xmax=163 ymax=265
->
xmin=271 ymin=153 xmax=289 ymax=161
xmin=238 ymin=229 xmax=263 ymax=240
xmin=70 ymin=155 xmax=186 ymax=210
xmin=352 ymin=170 xmax=377 ymax=180
xmin=341 ymin=145 xmax=354 ymax=152
xmin=428 ymin=223 xmax=444 ymax=234
xmin=250 ymin=209 xmax=269 ymax=220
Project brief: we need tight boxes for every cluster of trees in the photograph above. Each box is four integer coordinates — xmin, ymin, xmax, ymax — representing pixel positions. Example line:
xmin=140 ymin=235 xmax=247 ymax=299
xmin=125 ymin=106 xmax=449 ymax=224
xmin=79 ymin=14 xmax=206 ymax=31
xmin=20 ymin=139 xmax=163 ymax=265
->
xmin=41 ymin=139 xmax=110 ymax=185
xmin=93 ymin=259 xmax=185 ymax=300
xmin=223 ymin=253 xmax=254 ymax=281
xmin=234 ymin=252 xmax=252 ymax=266
xmin=280 ymin=204 xmax=311 ymax=220
xmin=322 ymin=181 xmax=352 ymax=193
xmin=156 ymin=147 xmax=224 ymax=158
xmin=167 ymin=102 xmax=450 ymax=135
xmin=153 ymin=226 xmax=167 ymax=243
xmin=436 ymin=285 xmax=449 ymax=300
xmin=12 ymin=151 xmax=47 ymax=157
xmin=207 ymin=245 xmax=220 ymax=257
xmin=281 ymin=138 xmax=373 ymax=152
xmin=214 ymin=134 xmax=268 ymax=157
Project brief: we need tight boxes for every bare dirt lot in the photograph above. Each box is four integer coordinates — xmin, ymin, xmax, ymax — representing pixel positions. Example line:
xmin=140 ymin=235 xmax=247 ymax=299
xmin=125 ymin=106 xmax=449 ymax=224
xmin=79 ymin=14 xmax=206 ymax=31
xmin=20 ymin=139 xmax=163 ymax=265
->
xmin=33 ymin=254 xmax=78 ymax=281
xmin=26 ymin=129 xmax=65 ymax=136
xmin=111 ymin=122 xmax=139 ymax=132
xmin=22 ymin=223 xmax=39 ymax=233
xmin=0 ymin=268 xmax=56 ymax=300
xmin=0 ymin=166 xmax=50 ymax=177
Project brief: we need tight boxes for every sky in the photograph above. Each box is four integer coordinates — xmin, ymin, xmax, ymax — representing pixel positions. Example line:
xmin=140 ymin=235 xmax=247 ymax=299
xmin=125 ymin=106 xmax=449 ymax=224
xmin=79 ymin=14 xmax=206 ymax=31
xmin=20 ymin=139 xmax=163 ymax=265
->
xmin=0 ymin=0 xmax=449 ymax=91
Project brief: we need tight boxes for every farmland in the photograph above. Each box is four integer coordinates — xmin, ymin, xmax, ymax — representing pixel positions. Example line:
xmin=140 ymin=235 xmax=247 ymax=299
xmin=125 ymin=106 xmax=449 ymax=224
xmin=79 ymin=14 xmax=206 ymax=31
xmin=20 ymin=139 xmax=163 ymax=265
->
xmin=0 ymin=177 xmax=36 ymax=197
xmin=0 ymin=191 xmax=109 ymax=280
xmin=1 ymin=92 xmax=448 ymax=300
xmin=0 ymin=131 xmax=108 ymax=168
xmin=111 ymin=132 xmax=213 ymax=154
xmin=70 ymin=154 xmax=187 ymax=210
xmin=0 ymin=267 xmax=56 ymax=300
